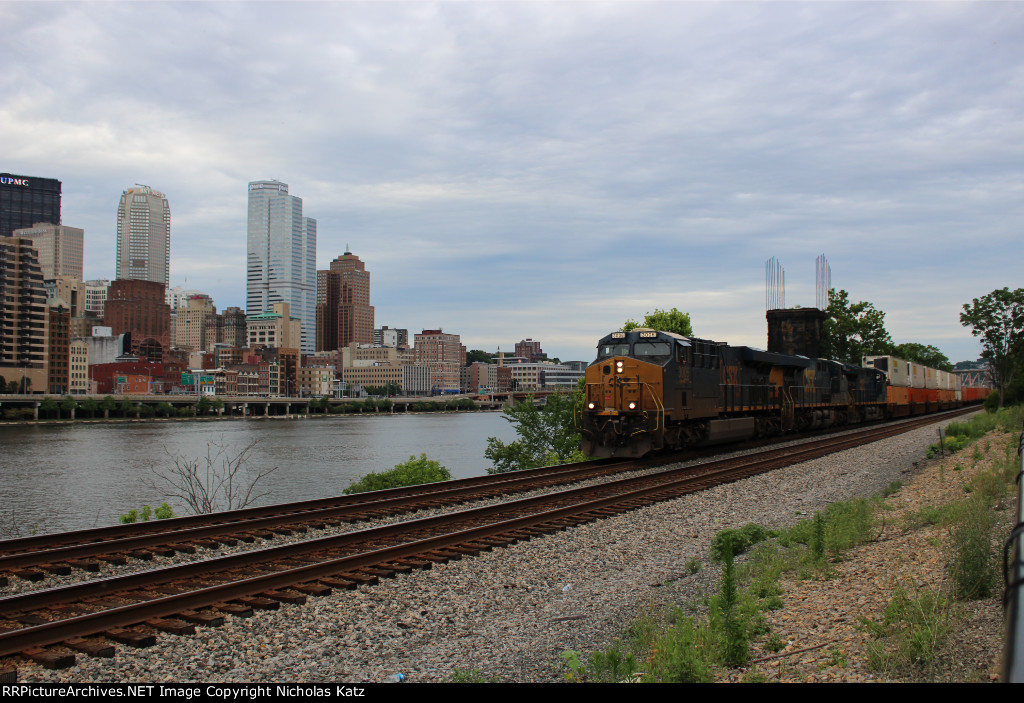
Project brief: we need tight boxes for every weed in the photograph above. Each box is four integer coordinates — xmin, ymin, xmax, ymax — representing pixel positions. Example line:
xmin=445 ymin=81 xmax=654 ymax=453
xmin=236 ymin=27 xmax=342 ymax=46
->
xmin=446 ymin=668 xmax=500 ymax=683
xmin=862 ymin=587 xmax=951 ymax=679
xmin=741 ymin=669 xmax=772 ymax=683
xmin=710 ymin=523 xmax=773 ymax=562
xmin=879 ymin=480 xmax=903 ymax=498
xmin=948 ymin=496 xmax=998 ymax=601
xmin=763 ymin=632 xmax=786 ymax=653
xmin=559 ymin=641 xmax=638 ymax=683
xmin=686 ymin=557 xmax=702 ymax=575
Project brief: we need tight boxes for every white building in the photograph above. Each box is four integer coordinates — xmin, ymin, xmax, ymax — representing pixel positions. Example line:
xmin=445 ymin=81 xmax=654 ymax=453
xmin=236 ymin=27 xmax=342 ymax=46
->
xmin=246 ymin=180 xmax=316 ymax=353
xmin=116 ymin=185 xmax=170 ymax=286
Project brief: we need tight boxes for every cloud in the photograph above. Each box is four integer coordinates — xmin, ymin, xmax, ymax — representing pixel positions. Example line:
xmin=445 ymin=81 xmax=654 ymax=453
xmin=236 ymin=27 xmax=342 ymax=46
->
xmin=3 ymin=1 xmax=1022 ymax=363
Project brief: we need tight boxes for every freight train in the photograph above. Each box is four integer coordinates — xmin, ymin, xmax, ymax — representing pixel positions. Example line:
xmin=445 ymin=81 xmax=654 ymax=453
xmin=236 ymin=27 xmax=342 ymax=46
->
xmin=579 ymin=328 xmax=986 ymax=458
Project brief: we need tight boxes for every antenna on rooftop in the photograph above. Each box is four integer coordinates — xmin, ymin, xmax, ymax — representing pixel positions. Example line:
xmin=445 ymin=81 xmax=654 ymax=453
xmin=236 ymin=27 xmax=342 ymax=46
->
xmin=765 ymin=257 xmax=785 ymax=310
xmin=815 ymin=254 xmax=831 ymax=310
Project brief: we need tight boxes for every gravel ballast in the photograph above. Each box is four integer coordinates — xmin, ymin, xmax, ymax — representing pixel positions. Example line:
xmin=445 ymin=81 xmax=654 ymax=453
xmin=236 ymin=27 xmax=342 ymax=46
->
xmin=11 ymin=414 xmax=998 ymax=683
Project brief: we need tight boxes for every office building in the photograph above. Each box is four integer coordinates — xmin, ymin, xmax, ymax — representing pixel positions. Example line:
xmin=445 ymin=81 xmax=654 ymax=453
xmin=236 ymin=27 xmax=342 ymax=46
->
xmin=0 ymin=236 xmax=48 ymax=391
xmin=116 ymin=185 xmax=171 ymax=286
xmin=103 ymin=279 xmax=170 ymax=362
xmin=246 ymin=180 xmax=316 ymax=353
xmin=316 ymin=250 xmax=374 ymax=351
xmin=12 ymin=223 xmax=83 ymax=280
xmin=1 ymin=173 xmax=61 ymax=238
xmin=414 ymin=329 xmax=466 ymax=393
xmin=246 ymin=302 xmax=302 ymax=350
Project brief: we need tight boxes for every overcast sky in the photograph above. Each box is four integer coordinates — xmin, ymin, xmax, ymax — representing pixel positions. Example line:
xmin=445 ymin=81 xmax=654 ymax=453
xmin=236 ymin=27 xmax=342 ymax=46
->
xmin=3 ymin=1 xmax=1022 ymax=363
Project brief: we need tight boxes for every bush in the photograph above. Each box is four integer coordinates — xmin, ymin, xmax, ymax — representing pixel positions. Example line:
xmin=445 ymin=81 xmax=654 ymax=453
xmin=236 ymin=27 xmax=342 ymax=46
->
xmin=344 ymin=454 xmax=452 ymax=495
xmin=710 ymin=523 xmax=773 ymax=562
xmin=121 ymin=502 xmax=176 ymax=524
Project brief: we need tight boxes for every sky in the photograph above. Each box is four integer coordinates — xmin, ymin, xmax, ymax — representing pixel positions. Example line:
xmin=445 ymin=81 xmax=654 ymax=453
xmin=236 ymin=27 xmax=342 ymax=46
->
xmin=3 ymin=1 xmax=1022 ymax=363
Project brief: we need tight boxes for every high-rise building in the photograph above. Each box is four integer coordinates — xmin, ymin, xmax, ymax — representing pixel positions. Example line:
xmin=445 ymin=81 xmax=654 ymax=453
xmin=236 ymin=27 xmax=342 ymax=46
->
xmin=13 ymin=223 xmax=84 ymax=280
xmin=246 ymin=180 xmax=316 ymax=353
xmin=1 ymin=173 xmax=61 ymax=239
xmin=316 ymin=250 xmax=374 ymax=351
xmin=0 ymin=237 xmax=48 ymax=391
xmin=115 ymin=185 xmax=171 ymax=286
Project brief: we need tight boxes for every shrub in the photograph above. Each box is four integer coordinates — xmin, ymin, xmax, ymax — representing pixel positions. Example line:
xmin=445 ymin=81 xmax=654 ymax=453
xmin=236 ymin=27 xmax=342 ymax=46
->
xmin=344 ymin=454 xmax=452 ymax=495
xmin=710 ymin=523 xmax=773 ymax=562
xmin=121 ymin=502 xmax=176 ymax=524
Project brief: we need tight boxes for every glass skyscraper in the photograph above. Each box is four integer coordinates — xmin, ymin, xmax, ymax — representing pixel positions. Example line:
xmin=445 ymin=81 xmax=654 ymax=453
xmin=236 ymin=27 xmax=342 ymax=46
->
xmin=246 ymin=180 xmax=316 ymax=353
xmin=1 ymin=173 xmax=62 ymax=238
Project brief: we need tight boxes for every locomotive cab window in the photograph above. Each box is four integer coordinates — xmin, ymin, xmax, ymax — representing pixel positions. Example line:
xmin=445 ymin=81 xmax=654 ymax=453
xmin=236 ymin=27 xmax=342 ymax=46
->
xmin=597 ymin=343 xmax=630 ymax=360
xmin=633 ymin=341 xmax=671 ymax=364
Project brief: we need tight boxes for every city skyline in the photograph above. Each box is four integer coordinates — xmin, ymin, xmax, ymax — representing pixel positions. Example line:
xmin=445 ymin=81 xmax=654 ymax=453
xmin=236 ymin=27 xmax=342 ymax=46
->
xmin=4 ymin=3 xmax=1023 ymax=363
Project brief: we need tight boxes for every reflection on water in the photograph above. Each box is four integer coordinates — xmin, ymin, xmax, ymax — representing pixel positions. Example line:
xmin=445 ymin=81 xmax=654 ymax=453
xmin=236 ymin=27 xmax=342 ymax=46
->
xmin=0 ymin=413 xmax=518 ymax=535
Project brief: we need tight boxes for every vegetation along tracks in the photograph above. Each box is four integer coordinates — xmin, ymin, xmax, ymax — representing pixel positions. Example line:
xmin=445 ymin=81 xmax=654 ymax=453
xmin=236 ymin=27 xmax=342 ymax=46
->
xmin=0 ymin=408 xmax=974 ymax=670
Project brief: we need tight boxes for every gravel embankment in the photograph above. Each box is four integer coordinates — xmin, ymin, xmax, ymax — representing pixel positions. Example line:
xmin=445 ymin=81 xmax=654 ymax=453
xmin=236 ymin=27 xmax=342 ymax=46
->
xmin=11 ymin=414 xmax=997 ymax=683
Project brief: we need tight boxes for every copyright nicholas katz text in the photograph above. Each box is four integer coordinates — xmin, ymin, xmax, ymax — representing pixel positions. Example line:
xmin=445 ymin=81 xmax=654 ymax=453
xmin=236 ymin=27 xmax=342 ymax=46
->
xmin=1 ymin=685 xmax=368 ymax=700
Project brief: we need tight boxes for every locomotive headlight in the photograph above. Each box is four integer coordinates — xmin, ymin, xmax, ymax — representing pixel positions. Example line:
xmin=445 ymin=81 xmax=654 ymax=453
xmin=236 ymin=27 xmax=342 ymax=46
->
xmin=628 ymin=402 xmax=636 ymax=410
xmin=616 ymin=361 xmax=624 ymax=373
xmin=588 ymin=401 xmax=596 ymax=410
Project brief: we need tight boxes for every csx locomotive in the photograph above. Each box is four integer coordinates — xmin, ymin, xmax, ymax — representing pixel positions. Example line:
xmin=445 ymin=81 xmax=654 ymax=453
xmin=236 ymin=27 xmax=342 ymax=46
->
xmin=579 ymin=328 xmax=941 ymax=458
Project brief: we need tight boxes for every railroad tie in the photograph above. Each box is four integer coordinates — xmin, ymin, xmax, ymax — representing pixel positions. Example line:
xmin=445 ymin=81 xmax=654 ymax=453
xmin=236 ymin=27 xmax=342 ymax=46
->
xmin=63 ymin=637 xmax=115 ymax=658
xmin=177 ymin=610 xmax=226 ymax=627
xmin=104 ymin=628 xmax=157 ymax=648
xmin=260 ymin=590 xmax=307 ymax=605
xmin=234 ymin=596 xmax=280 ymax=611
xmin=19 ymin=646 xmax=75 ymax=670
xmin=1 ymin=666 xmax=17 ymax=682
xmin=291 ymin=583 xmax=333 ymax=597
xmin=317 ymin=577 xmax=358 ymax=590
xmin=145 ymin=618 xmax=196 ymax=636
xmin=213 ymin=603 xmax=254 ymax=618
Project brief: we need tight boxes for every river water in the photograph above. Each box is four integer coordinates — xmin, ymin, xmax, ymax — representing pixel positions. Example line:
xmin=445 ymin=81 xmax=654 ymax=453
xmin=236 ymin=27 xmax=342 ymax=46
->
xmin=0 ymin=412 xmax=519 ymax=536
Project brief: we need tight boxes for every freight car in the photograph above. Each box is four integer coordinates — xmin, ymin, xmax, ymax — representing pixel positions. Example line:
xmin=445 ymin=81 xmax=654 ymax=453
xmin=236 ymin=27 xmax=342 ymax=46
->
xmin=579 ymin=328 xmax=963 ymax=458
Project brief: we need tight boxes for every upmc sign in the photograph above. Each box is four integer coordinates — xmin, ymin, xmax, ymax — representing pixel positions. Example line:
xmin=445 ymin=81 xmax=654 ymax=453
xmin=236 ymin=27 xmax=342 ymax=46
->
xmin=0 ymin=177 xmax=29 ymax=186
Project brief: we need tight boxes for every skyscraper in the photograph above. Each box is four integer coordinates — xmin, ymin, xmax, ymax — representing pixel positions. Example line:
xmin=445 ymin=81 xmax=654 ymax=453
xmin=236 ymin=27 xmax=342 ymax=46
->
xmin=246 ymin=180 xmax=316 ymax=353
xmin=115 ymin=185 xmax=171 ymax=286
xmin=0 ymin=173 xmax=61 ymax=238
xmin=316 ymin=250 xmax=374 ymax=351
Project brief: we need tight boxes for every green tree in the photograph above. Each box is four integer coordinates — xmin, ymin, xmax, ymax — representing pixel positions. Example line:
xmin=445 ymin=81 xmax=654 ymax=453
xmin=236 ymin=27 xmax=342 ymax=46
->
xmin=79 ymin=397 xmax=99 ymax=418
xmin=344 ymin=454 xmax=452 ymax=495
xmin=821 ymin=289 xmax=894 ymax=365
xmin=960 ymin=287 xmax=1024 ymax=405
xmin=100 ymin=395 xmax=117 ymax=419
xmin=466 ymin=349 xmax=493 ymax=364
xmin=39 ymin=396 xmax=59 ymax=419
xmin=484 ymin=389 xmax=586 ymax=473
xmin=61 ymin=395 xmax=78 ymax=419
xmin=891 ymin=343 xmax=953 ymax=372
xmin=623 ymin=307 xmax=693 ymax=336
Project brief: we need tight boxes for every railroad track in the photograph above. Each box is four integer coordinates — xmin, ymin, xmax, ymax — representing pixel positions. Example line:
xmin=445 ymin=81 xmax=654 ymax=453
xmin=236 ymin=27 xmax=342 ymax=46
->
xmin=0 ymin=408 xmax=974 ymax=671
xmin=0 ymin=455 xmax=660 ymax=583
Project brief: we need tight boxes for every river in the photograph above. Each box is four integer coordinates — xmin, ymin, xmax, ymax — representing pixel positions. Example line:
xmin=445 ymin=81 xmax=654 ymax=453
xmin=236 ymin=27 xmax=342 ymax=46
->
xmin=0 ymin=412 xmax=519 ymax=536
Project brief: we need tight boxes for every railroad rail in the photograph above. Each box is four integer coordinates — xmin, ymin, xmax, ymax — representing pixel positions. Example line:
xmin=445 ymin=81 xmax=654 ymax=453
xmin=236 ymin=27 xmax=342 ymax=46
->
xmin=0 ymin=408 xmax=973 ymax=669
